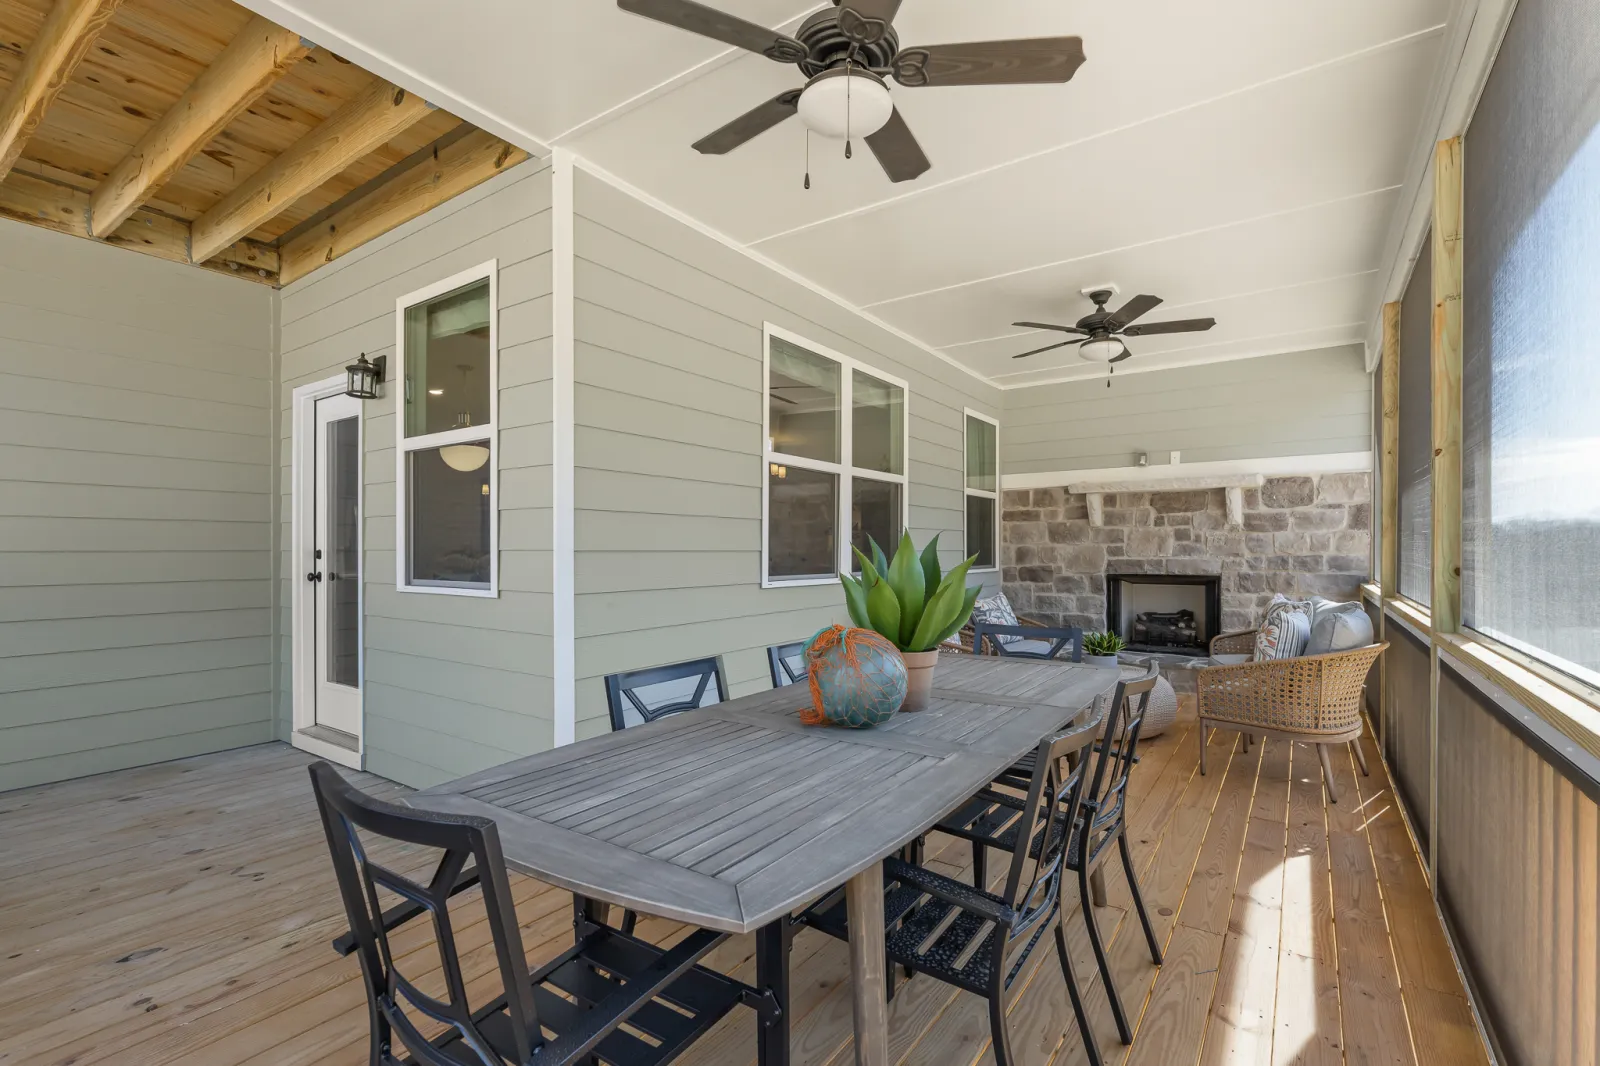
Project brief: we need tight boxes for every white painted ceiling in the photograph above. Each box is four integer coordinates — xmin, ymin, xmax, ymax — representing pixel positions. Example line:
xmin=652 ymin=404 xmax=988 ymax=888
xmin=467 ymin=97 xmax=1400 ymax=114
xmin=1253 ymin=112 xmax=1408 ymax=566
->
xmin=240 ymin=0 xmax=1454 ymax=387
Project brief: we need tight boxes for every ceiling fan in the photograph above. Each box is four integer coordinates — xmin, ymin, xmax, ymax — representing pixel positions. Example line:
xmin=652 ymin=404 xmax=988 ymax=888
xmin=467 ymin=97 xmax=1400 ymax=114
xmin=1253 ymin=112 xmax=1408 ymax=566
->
xmin=616 ymin=0 xmax=1086 ymax=183
xmin=1012 ymin=289 xmax=1217 ymax=373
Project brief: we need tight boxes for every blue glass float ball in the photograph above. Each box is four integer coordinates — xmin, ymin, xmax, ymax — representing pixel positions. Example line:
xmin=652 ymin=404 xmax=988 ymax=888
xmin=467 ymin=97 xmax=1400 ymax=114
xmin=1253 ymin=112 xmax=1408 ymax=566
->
xmin=804 ymin=625 xmax=907 ymax=728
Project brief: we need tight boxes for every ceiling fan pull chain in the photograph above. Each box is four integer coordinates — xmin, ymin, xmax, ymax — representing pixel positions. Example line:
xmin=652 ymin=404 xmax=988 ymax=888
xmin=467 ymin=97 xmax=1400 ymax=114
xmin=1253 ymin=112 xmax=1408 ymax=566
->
xmin=804 ymin=128 xmax=811 ymax=190
xmin=844 ymin=57 xmax=853 ymax=159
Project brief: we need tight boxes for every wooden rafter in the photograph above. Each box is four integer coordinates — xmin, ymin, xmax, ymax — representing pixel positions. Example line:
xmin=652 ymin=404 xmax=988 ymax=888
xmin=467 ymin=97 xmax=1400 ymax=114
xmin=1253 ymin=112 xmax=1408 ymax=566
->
xmin=188 ymin=76 xmax=433 ymax=263
xmin=0 ymin=0 xmax=125 ymax=182
xmin=279 ymin=128 xmax=528 ymax=285
xmin=87 ymin=15 xmax=311 ymax=238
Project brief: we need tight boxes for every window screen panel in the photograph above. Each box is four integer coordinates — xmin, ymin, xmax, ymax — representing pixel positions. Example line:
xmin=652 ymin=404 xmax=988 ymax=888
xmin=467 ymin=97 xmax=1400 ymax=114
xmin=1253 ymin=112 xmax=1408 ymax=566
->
xmin=1397 ymin=229 xmax=1433 ymax=606
xmin=1462 ymin=0 xmax=1600 ymax=683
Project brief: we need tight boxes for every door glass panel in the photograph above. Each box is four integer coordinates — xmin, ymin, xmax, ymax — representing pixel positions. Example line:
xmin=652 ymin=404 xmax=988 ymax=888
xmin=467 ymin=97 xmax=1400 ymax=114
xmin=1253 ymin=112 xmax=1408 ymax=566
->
xmin=327 ymin=416 xmax=360 ymax=687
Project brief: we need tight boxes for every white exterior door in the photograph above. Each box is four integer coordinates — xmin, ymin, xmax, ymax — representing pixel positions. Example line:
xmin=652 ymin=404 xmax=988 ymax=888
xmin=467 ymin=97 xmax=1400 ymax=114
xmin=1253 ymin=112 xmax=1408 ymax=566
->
xmin=312 ymin=393 xmax=363 ymax=736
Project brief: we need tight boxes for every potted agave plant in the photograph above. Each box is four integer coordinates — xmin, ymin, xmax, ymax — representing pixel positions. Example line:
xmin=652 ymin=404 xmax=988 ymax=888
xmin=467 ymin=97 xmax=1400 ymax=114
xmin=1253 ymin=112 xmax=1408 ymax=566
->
xmin=840 ymin=532 xmax=980 ymax=712
xmin=1083 ymin=630 xmax=1127 ymax=668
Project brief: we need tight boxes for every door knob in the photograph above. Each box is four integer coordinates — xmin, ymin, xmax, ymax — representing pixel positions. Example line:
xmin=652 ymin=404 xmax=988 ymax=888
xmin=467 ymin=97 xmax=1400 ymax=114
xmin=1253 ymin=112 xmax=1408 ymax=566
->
xmin=306 ymin=571 xmax=322 ymax=582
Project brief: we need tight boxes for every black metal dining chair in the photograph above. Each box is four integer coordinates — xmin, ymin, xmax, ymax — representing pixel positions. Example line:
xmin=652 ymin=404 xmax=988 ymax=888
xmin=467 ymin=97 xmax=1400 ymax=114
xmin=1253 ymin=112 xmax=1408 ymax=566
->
xmin=799 ymin=719 xmax=1104 ymax=1066
xmin=604 ymin=657 xmax=728 ymax=731
xmin=309 ymin=761 xmax=767 ymax=1066
xmin=973 ymin=622 xmax=1084 ymax=662
xmin=942 ymin=664 xmax=1164 ymax=1056
xmin=766 ymin=642 xmax=806 ymax=688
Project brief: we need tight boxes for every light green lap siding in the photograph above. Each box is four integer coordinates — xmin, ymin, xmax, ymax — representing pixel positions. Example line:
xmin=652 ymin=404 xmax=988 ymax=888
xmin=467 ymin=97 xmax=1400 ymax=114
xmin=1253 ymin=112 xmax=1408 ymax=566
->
xmin=1001 ymin=345 xmax=1373 ymax=475
xmin=571 ymin=171 xmax=1002 ymax=740
xmin=276 ymin=161 xmax=554 ymax=789
xmin=0 ymin=220 xmax=275 ymax=791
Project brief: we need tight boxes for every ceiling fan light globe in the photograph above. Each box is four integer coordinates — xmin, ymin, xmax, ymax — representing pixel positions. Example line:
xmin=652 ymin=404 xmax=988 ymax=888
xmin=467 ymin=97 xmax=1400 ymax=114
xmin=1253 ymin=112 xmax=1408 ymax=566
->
xmin=797 ymin=72 xmax=893 ymax=139
xmin=1078 ymin=337 xmax=1126 ymax=362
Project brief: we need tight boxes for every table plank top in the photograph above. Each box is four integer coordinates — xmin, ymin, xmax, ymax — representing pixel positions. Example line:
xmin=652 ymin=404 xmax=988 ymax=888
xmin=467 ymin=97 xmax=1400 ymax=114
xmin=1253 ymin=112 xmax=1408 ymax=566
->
xmin=410 ymin=654 xmax=1119 ymax=933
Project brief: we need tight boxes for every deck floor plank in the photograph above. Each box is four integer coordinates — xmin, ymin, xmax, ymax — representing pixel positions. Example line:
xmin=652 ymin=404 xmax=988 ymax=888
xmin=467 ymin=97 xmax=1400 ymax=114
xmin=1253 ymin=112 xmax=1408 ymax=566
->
xmin=0 ymin=709 xmax=1490 ymax=1066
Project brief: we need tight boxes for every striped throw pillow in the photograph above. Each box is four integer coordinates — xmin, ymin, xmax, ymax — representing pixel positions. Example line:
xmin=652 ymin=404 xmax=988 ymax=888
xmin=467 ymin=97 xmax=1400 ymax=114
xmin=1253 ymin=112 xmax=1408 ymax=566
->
xmin=1254 ymin=595 xmax=1314 ymax=661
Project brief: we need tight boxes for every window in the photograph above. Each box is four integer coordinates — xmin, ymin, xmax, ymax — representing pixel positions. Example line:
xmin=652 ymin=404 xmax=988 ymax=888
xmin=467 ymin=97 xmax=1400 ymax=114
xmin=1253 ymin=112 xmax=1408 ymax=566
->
xmin=396 ymin=263 xmax=497 ymax=596
xmin=1460 ymin=0 xmax=1600 ymax=685
xmin=763 ymin=326 xmax=907 ymax=586
xmin=1396 ymin=231 xmax=1432 ymax=606
xmin=964 ymin=411 xmax=999 ymax=570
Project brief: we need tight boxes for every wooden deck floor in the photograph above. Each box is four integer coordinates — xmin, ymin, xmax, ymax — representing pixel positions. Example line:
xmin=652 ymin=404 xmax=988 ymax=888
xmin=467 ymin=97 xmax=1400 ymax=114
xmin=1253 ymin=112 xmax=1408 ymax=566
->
xmin=0 ymin=703 xmax=1490 ymax=1066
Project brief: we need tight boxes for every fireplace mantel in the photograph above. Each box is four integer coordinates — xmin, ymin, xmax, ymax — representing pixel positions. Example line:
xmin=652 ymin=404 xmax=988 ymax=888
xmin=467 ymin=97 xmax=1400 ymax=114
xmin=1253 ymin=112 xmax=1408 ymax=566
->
xmin=1066 ymin=473 xmax=1264 ymax=528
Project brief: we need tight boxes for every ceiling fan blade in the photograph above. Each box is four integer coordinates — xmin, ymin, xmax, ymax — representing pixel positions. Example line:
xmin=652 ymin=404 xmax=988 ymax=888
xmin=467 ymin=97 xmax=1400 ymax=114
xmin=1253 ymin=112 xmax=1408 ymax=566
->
xmin=692 ymin=91 xmax=801 ymax=154
xmin=891 ymin=36 xmax=1085 ymax=87
xmin=1109 ymin=346 xmax=1134 ymax=364
xmin=617 ymin=0 xmax=807 ymax=62
xmin=1122 ymin=317 xmax=1217 ymax=337
xmin=864 ymin=107 xmax=931 ymax=183
xmin=1106 ymin=293 xmax=1162 ymax=330
xmin=1013 ymin=321 xmax=1087 ymax=334
xmin=837 ymin=1 xmax=901 ymax=45
xmin=1012 ymin=339 xmax=1080 ymax=360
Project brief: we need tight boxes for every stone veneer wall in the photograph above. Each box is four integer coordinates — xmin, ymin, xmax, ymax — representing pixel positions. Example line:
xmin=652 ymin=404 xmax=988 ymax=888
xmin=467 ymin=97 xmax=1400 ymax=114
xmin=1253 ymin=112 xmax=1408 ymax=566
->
xmin=1001 ymin=473 xmax=1372 ymax=635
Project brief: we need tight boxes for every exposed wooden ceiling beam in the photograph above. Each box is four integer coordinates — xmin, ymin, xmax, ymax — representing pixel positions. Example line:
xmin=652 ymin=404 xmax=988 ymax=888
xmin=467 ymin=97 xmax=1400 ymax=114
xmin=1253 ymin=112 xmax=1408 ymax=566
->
xmin=0 ymin=167 xmax=278 ymax=283
xmin=188 ymin=77 xmax=433 ymax=264
xmin=88 ymin=15 xmax=312 ymax=238
xmin=0 ymin=0 xmax=125 ymax=182
xmin=279 ymin=129 xmax=528 ymax=285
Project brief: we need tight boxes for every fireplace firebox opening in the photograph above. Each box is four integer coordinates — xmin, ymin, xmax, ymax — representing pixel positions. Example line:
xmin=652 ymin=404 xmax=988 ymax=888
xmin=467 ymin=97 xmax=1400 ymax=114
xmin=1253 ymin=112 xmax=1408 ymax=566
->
xmin=1106 ymin=574 xmax=1222 ymax=655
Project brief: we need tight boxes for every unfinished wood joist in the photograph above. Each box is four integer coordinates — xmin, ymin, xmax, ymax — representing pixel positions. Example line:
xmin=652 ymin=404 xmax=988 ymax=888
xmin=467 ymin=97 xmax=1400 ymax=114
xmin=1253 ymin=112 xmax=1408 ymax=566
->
xmin=0 ymin=0 xmax=529 ymax=286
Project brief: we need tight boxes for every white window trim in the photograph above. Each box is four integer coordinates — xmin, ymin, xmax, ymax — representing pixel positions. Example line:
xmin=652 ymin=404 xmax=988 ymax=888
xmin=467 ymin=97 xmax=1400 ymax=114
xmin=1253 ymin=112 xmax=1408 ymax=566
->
xmin=762 ymin=322 xmax=911 ymax=589
xmin=964 ymin=408 xmax=1001 ymax=574
xmin=394 ymin=260 xmax=500 ymax=598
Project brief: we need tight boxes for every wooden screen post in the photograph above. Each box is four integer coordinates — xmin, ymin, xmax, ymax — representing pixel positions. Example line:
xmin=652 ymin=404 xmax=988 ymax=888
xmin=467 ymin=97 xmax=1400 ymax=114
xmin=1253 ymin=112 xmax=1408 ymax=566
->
xmin=1379 ymin=300 xmax=1401 ymax=748
xmin=1428 ymin=135 xmax=1464 ymax=889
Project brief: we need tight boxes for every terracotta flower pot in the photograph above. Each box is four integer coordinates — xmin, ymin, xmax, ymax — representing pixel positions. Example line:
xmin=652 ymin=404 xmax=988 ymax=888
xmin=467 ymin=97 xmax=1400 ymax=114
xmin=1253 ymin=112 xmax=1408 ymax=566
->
xmin=899 ymin=649 xmax=940 ymax=712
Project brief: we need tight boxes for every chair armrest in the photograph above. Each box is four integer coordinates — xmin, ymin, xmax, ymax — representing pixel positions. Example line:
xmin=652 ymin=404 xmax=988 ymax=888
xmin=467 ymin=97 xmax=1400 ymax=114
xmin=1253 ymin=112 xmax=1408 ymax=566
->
xmin=331 ymin=864 xmax=481 ymax=957
xmin=1209 ymin=629 xmax=1258 ymax=657
xmin=1016 ymin=614 xmax=1052 ymax=628
xmin=883 ymin=857 xmax=1012 ymax=924
xmin=536 ymin=928 xmax=726 ymax=1065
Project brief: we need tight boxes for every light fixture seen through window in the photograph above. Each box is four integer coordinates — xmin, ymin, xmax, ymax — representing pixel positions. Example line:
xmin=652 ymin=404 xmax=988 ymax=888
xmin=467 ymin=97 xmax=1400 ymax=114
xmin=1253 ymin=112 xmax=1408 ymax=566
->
xmin=344 ymin=353 xmax=386 ymax=399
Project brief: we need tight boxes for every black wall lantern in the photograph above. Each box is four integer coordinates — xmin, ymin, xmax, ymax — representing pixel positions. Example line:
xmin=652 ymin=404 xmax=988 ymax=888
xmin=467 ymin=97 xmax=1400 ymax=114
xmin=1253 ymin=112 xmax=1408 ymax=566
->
xmin=345 ymin=353 xmax=386 ymax=399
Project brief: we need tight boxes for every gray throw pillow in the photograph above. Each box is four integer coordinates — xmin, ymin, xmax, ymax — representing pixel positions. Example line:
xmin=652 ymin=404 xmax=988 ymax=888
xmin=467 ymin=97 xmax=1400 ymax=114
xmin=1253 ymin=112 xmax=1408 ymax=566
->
xmin=1304 ymin=600 xmax=1374 ymax=655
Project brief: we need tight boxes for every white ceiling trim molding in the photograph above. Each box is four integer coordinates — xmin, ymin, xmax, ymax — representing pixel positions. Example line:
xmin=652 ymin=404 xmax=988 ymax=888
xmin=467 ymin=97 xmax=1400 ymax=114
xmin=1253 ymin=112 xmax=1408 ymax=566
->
xmin=234 ymin=0 xmax=549 ymax=156
xmin=987 ymin=330 xmax=1364 ymax=390
xmin=748 ymin=24 xmax=1447 ymax=250
xmin=1003 ymin=451 xmax=1373 ymax=491
xmin=1362 ymin=0 xmax=1521 ymax=370
xmin=862 ymin=187 xmax=1399 ymax=310
xmin=567 ymin=153 xmax=1000 ymax=390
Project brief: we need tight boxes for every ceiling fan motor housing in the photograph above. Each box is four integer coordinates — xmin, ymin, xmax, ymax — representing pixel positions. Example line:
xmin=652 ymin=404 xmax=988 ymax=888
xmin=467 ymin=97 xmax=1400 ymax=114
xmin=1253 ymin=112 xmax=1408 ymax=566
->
xmin=795 ymin=9 xmax=901 ymax=75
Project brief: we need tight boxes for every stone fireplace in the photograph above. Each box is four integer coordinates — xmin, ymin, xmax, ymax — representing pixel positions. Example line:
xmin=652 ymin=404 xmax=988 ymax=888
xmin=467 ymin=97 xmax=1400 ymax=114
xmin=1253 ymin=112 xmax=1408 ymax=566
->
xmin=1107 ymin=573 xmax=1220 ymax=655
xmin=1001 ymin=473 xmax=1371 ymax=636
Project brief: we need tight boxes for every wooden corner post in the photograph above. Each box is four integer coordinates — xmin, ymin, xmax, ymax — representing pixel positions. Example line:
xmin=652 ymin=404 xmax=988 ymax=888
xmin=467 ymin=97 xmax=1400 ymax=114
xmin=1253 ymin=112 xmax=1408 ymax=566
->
xmin=1430 ymin=136 xmax=1464 ymax=636
xmin=1378 ymin=300 xmax=1400 ymax=749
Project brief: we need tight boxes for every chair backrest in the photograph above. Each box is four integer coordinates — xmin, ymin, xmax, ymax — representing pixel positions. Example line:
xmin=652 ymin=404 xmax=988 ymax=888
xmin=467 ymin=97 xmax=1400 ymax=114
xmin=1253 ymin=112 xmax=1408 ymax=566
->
xmin=997 ymin=716 xmax=1100 ymax=936
xmin=604 ymin=656 xmax=728 ymax=731
xmin=973 ymin=622 xmax=1083 ymax=663
xmin=767 ymin=642 xmax=807 ymax=687
xmin=1078 ymin=663 xmax=1161 ymax=858
xmin=309 ymin=761 xmax=537 ymax=1066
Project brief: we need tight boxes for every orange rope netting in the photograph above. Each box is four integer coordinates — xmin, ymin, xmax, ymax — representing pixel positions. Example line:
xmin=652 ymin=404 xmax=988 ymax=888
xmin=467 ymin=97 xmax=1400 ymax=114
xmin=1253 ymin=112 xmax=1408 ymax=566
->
xmin=799 ymin=625 xmax=902 ymax=727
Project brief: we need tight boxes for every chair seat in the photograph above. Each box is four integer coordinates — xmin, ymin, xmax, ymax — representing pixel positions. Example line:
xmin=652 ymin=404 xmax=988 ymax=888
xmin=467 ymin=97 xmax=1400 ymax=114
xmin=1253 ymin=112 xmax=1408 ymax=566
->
xmin=409 ymin=928 xmax=746 ymax=1066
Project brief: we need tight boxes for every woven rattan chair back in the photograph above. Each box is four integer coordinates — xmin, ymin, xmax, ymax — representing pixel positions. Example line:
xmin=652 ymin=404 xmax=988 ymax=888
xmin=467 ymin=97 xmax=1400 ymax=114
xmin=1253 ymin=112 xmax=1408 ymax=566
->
xmin=309 ymin=761 xmax=537 ymax=1066
xmin=1199 ymin=643 xmax=1386 ymax=734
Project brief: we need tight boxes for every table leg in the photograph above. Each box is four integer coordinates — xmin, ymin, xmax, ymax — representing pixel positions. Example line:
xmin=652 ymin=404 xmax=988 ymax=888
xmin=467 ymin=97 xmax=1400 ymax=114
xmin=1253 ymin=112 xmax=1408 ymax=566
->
xmin=756 ymin=917 xmax=792 ymax=1066
xmin=846 ymin=863 xmax=890 ymax=1066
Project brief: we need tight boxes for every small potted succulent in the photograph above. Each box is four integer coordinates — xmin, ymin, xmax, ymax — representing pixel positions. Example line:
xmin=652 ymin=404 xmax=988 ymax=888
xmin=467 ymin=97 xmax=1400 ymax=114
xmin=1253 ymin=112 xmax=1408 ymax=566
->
xmin=1082 ymin=630 xmax=1126 ymax=668
xmin=840 ymin=532 xmax=980 ymax=712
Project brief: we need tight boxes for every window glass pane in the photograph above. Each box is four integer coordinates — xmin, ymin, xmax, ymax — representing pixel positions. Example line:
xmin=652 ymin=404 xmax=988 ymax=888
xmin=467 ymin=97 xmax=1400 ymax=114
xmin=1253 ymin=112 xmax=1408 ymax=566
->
xmin=769 ymin=337 xmax=839 ymax=463
xmin=1397 ymin=237 xmax=1432 ymax=606
xmin=852 ymin=371 xmax=903 ymax=475
xmin=1461 ymin=0 xmax=1600 ymax=684
xmin=404 ymin=278 xmax=491 ymax=438
xmin=768 ymin=463 xmax=836 ymax=580
xmin=408 ymin=442 xmax=492 ymax=588
xmin=327 ymin=416 xmax=360 ymax=685
xmin=967 ymin=494 xmax=996 ymax=570
xmin=851 ymin=477 xmax=902 ymax=570
xmin=966 ymin=416 xmax=997 ymax=492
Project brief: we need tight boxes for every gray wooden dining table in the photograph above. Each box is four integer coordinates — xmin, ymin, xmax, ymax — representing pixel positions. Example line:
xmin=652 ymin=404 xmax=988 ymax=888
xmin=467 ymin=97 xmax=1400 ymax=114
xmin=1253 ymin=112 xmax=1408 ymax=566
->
xmin=409 ymin=652 xmax=1119 ymax=1066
